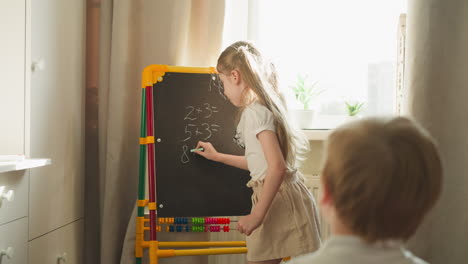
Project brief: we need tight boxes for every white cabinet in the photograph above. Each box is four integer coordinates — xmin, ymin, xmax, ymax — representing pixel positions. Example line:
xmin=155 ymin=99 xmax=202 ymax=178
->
xmin=0 ymin=0 xmax=86 ymax=262
xmin=0 ymin=171 xmax=28 ymax=225
xmin=29 ymin=220 xmax=84 ymax=264
xmin=29 ymin=164 xmax=85 ymax=239
xmin=0 ymin=217 xmax=28 ymax=264
xmin=28 ymin=0 xmax=85 ymax=240
xmin=0 ymin=0 xmax=26 ymax=155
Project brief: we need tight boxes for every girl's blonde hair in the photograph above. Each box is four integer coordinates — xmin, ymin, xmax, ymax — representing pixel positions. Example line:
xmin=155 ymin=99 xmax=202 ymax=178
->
xmin=217 ymin=41 xmax=309 ymax=170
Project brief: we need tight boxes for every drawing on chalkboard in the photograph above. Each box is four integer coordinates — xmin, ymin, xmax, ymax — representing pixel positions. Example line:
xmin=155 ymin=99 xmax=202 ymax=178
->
xmin=180 ymin=103 xmax=223 ymax=164
xmin=180 ymin=145 xmax=190 ymax=164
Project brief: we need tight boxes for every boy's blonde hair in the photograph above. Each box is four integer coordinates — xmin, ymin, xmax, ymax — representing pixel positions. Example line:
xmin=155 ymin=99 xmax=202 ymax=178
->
xmin=321 ymin=117 xmax=442 ymax=243
xmin=217 ymin=41 xmax=309 ymax=170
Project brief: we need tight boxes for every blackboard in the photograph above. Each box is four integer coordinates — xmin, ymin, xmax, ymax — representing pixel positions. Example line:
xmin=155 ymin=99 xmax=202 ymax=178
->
xmin=153 ymin=71 xmax=252 ymax=217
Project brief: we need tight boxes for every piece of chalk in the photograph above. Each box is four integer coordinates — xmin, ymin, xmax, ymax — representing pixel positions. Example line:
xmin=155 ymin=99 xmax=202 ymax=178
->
xmin=190 ymin=147 xmax=204 ymax=152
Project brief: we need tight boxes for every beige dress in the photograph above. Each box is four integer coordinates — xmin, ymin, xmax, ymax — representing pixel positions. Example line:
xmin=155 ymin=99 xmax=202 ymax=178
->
xmin=236 ymin=103 xmax=322 ymax=261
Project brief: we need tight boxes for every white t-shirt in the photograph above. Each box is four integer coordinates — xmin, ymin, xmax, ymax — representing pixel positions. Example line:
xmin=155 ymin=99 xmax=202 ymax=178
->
xmin=235 ymin=102 xmax=276 ymax=181
xmin=290 ymin=235 xmax=429 ymax=264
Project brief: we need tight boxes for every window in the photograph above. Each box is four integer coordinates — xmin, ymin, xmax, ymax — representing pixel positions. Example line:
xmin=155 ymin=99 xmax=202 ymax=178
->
xmin=222 ymin=0 xmax=407 ymax=129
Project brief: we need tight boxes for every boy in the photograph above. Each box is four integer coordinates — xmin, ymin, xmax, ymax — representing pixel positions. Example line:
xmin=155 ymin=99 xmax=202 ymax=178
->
xmin=291 ymin=117 xmax=442 ymax=264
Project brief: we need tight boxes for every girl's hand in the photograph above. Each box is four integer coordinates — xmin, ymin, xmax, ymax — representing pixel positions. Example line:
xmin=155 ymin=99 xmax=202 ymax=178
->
xmin=236 ymin=211 xmax=264 ymax=236
xmin=195 ymin=141 xmax=220 ymax=162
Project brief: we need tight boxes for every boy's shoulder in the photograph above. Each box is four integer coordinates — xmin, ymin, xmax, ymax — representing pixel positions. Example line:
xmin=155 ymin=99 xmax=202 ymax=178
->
xmin=289 ymin=236 xmax=430 ymax=264
xmin=289 ymin=249 xmax=429 ymax=264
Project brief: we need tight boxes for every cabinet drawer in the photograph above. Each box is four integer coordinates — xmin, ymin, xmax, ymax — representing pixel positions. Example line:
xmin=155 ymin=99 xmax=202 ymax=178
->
xmin=0 ymin=170 xmax=28 ymax=225
xmin=29 ymin=219 xmax=83 ymax=264
xmin=0 ymin=217 xmax=28 ymax=264
xmin=29 ymin=166 xmax=84 ymax=239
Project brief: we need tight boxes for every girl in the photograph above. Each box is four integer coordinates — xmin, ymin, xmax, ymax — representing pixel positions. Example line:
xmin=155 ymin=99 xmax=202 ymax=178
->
xmin=195 ymin=41 xmax=321 ymax=264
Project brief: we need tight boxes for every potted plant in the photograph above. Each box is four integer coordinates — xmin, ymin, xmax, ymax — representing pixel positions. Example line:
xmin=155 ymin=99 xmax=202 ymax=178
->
xmin=345 ymin=101 xmax=365 ymax=120
xmin=290 ymin=74 xmax=324 ymax=129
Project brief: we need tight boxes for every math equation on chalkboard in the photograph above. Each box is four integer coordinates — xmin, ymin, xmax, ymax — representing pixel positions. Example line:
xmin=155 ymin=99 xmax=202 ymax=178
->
xmin=180 ymin=103 xmax=221 ymax=164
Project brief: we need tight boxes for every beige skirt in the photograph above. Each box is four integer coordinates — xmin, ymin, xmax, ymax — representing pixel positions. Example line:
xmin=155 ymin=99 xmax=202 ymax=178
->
xmin=245 ymin=173 xmax=322 ymax=261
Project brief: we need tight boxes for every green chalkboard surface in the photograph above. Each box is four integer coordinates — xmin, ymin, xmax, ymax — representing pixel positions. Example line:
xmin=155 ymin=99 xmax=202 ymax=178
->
xmin=153 ymin=72 xmax=252 ymax=217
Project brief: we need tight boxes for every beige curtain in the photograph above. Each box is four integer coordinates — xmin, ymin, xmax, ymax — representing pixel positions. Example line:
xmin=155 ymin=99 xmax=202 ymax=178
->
xmin=405 ymin=0 xmax=468 ymax=263
xmin=85 ymin=1 xmax=226 ymax=264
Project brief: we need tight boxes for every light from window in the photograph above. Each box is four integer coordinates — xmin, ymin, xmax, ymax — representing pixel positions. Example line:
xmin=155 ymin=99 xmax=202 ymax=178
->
xmin=222 ymin=0 xmax=407 ymax=129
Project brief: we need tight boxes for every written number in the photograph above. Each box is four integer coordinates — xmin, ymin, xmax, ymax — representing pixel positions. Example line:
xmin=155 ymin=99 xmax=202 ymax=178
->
xmin=184 ymin=104 xmax=219 ymax=121
xmin=181 ymin=145 xmax=190 ymax=164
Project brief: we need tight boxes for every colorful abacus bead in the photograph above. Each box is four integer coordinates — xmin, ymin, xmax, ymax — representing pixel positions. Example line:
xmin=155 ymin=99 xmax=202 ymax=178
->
xmin=176 ymin=226 xmax=182 ymax=232
xmin=156 ymin=225 xmax=162 ymax=232
xmin=210 ymin=225 xmax=221 ymax=232
xmin=192 ymin=217 xmax=204 ymax=225
xmin=223 ymin=226 xmax=230 ymax=232
xmin=185 ymin=225 xmax=190 ymax=232
xmin=192 ymin=225 xmax=204 ymax=232
xmin=169 ymin=225 xmax=175 ymax=232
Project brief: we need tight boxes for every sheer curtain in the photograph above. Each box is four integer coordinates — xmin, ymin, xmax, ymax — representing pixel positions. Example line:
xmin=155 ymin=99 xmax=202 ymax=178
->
xmin=85 ymin=1 xmax=226 ymax=263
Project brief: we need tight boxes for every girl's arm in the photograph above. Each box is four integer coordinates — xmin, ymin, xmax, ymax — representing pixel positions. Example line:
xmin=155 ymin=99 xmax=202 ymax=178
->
xmin=237 ymin=130 xmax=287 ymax=235
xmin=195 ymin=141 xmax=249 ymax=171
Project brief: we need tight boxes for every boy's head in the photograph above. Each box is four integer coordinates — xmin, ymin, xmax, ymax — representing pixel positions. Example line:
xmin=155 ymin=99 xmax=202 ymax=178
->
xmin=320 ymin=116 xmax=443 ymax=243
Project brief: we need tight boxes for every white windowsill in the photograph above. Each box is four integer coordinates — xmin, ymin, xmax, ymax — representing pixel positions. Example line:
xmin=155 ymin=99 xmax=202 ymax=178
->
xmin=0 ymin=158 xmax=51 ymax=173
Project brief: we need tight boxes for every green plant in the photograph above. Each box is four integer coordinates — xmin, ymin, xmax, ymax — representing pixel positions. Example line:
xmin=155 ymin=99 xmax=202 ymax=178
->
xmin=290 ymin=74 xmax=324 ymax=110
xmin=345 ymin=101 xmax=365 ymax=116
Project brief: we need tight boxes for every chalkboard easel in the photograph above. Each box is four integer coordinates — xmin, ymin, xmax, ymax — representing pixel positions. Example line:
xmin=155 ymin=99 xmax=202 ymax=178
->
xmin=135 ymin=65 xmax=250 ymax=263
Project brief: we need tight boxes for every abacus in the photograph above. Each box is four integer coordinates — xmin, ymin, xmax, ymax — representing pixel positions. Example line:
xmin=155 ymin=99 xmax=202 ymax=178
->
xmin=135 ymin=65 xmax=247 ymax=264
xmin=156 ymin=217 xmax=232 ymax=232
